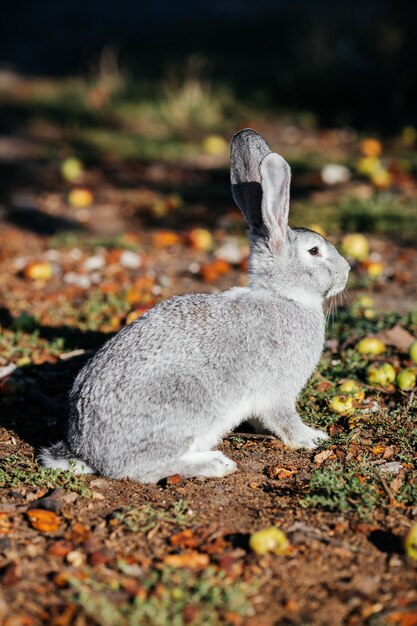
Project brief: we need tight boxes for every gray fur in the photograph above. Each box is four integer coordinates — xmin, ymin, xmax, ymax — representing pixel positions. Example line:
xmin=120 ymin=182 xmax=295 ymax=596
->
xmin=39 ymin=129 xmax=350 ymax=483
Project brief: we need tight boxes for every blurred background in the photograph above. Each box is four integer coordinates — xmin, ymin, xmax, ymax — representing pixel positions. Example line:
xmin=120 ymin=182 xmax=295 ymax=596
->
xmin=0 ymin=0 xmax=417 ymax=340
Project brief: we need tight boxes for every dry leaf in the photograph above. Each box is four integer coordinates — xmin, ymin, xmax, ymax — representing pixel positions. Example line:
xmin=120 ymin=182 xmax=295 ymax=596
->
xmin=0 ymin=512 xmax=12 ymax=535
xmin=153 ymin=231 xmax=181 ymax=248
xmin=385 ymin=610 xmax=417 ymax=626
xmin=170 ymin=529 xmax=198 ymax=548
xmin=266 ymin=466 xmax=297 ymax=479
xmin=47 ymin=540 xmax=73 ymax=558
xmin=313 ymin=449 xmax=335 ymax=464
xmin=375 ymin=326 xmax=415 ymax=351
xmin=163 ymin=551 xmax=209 ymax=569
xmin=27 ymin=509 xmax=62 ymax=533
xmin=2 ymin=561 xmax=21 ymax=586
xmin=200 ymin=259 xmax=231 ymax=283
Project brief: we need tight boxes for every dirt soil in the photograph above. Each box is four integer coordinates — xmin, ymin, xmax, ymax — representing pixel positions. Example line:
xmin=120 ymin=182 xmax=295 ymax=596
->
xmin=0 ymin=155 xmax=417 ymax=626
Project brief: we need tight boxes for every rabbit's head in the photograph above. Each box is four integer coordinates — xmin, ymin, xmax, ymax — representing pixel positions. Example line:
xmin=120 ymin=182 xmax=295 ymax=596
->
xmin=231 ymin=129 xmax=350 ymax=306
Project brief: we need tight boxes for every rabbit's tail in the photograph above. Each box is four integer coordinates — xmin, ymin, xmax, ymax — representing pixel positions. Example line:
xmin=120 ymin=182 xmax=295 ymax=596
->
xmin=39 ymin=441 xmax=94 ymax=474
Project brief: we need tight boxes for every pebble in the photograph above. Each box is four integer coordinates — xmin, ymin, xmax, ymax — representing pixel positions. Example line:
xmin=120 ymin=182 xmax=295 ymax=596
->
xmin=83 ymin=255 xmax=105 ymax=272
xmin=119 ymin=250 xmax=141 ymax=269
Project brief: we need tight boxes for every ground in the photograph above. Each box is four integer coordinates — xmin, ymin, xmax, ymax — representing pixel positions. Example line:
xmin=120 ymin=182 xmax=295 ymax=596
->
xmin=0 ymin=71 xmax=417 ymax=626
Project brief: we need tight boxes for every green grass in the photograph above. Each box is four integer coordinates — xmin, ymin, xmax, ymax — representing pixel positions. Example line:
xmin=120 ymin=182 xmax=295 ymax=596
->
xmin=68 ymin=565 xmax=255 ymax=626
xmin=0 ymin=326 xmax=65 ymax=363
xmin=112 ymin=500 xmax=191 ymax=533
xmin=0 ymin=454 xmax=91 ymax=496
xmin=300 ymin=458 xmax=417 ymax=518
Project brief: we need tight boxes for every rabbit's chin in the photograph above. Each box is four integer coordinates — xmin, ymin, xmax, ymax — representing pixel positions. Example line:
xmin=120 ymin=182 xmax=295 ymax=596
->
xmin=326 ymin=283 xmax=348 ymax=298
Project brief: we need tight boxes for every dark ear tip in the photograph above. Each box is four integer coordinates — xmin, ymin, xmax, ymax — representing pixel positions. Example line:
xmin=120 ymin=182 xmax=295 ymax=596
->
xmin=230 ymin=128 xmax=261 ymax=149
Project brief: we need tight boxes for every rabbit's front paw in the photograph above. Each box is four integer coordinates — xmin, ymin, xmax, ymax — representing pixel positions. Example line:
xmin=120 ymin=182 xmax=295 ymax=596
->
xmin=284 ymin=425 xmax=328 ymax=450
xmin=180 ymin=451 xmax=237 ymax=478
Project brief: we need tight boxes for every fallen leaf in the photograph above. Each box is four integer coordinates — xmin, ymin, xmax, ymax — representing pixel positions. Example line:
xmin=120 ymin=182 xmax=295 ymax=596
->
xmin=166 ymin=474 xmax=182 ymax=485
xmin=89 ymin=548 xmax=116 ymax=566
xmin=200 ymin=259 xmax=231 ymax=283
xmin=170 ymin=529 xmax=198 ymax=549
xmin=385 ymin=610 xmax=417 ymax=626
xmin=266 ymin=466 xmax=297 ymax=479
xmin=68 ymin=522 xmax=90 ymax=544
xmin=314 ymin=449 xmax=335 ymax=464
xmin=26 ymin=509 xmax=62 ymax=533
xmin=49 ymin=603 xmax=78 ymax=626
xmin=0 ymin=512 xmax=12 ymax=535
xmin=153 ymin=231 xmax=181 ymax=248
xmin=183 ymin=605 xmax=200 ymax=624
xmin=375 ymin=326 xmax=415 ymax=351
xmin=2 ymin=561 xmax=21 ymax=586
xmin=47 ymin=540 xmax=73 ymax=558
xmin=163 ymin=551 xmax=209 ymax=569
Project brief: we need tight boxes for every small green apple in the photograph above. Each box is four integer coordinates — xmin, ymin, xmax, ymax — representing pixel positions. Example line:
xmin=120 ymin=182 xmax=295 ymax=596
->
xmin=409 ymin=340 xmax=417 ymax=364
xmin=396 ymin=368 xmax=417 ymax=391
xmin=249 ymin=527 xmax=289 ymax=556
xmin=341 ymin=233 xmax=369 ymax=261
xmin=367 ymin=362 xmax=396 ymax=387
xmin=356 ymin=337 xmax=385 ymax=356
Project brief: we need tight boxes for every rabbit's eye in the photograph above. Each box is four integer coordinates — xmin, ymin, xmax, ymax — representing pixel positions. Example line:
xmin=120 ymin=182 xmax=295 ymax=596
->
xmin=309 ymin=246 xmax=320 ymax=256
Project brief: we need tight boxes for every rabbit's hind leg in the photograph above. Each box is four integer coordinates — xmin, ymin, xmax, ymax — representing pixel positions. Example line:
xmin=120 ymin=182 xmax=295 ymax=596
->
xmin=125 ymin=450 xmax=237 ymax=484
xmin=177 ymin=450 xmax=237 ymax=479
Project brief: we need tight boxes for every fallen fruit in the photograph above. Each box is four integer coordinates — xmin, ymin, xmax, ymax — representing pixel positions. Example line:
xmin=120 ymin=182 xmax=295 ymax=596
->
xmin=67 ymin=188 xmax=94 ymax=208
xmin=365 ymin=261 xmax=384 ymax=279
xmin=249 ymin=527 xmax=289 ymax=556
xmin=354 ymin=295 xmax=375 ymax=309
xmin=187 ymin=228 xmax=214 ymax=252
xmin=356 ymin=156 xmax=381 ymax=177
xmin=367 ymin=362 xmax=396 ymax=387
xmin=202 ymin=135 xmax=228 ymax=156
xmin=371 ymin=169 xmax=392 ymax=189
xmin=60 ymin=157 xmax=83 ymax=183
xmin=404 ymin=524 xmax=417 ymax=560
xmin=409 ymin=340 xmax=417 ymax=364
xmin=360 ymin=138 xmax=383 ymax=157
xmin=328 ymin=395 xmax=355 ymax=415
xmin=356 ymin=337 xmax=385 ymax=355
xmin=341 ymin=233 xmax=369 ymax=261
xmin=24 ymin=261 xmax=53 ymax=281
xmin=396 ymin=368 xmax=417 ymax=391
xmin=338 ymin=379 xmax=365 ymax=401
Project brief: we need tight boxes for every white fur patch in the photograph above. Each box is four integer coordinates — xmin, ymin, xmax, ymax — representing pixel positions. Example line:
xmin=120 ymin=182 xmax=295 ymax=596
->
xmin=39 ymin=449 xmax=93 ymax=474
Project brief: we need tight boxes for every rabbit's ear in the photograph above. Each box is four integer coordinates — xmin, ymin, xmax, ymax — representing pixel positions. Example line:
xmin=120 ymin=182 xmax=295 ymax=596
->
xmin=259 ymin=152 xmax=291 ymax=252
xmin=230 ymin=129 xmax=271 ymax=230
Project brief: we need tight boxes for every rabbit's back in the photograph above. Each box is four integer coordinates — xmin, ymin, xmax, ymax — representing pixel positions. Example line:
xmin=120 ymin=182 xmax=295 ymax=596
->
xmin=70 ymin=289 xmax=324 ymax=430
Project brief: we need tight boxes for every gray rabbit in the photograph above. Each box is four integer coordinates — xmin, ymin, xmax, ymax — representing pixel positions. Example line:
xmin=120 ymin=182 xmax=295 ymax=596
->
xmin=40 ymin=129 xmax=350 ymax=483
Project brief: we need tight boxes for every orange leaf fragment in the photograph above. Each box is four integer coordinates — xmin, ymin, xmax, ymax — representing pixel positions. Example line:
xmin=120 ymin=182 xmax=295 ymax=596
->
xmin=266 ymin=465 xmax=297 ymax=479
xmin=163 ymin=551 xmax=209 ymax=569
xmin=170 ymin=529 xmax=198 ymax=549
xmin=153 ymin=231 xmax=181 ymax=248
xmin=385 ymin=611 xmax=417 ymax=626
xmin=0 ymin=512 xmax=12 ymax=535
xmin=47 ymin=540 xmax=73 ymax=558
xmin=26 ymin=509 xmax=62 ymax=533
xmin=200 ymin=259 xmax=231 ymax=283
